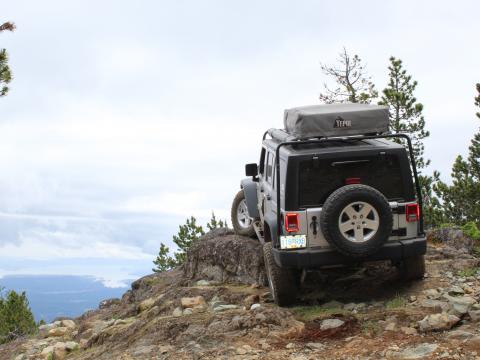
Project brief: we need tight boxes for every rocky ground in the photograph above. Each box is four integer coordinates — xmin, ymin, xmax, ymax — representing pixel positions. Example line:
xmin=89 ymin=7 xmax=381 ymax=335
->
xmin=3 ymin=227 xmax=480 ymax=359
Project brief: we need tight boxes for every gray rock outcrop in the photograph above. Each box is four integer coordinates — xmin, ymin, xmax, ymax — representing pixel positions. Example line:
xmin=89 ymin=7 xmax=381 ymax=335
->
xmin=183 ymin=228 xmax=267 ymax=285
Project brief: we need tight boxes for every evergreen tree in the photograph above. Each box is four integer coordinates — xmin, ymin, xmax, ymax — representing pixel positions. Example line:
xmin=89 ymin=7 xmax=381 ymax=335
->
xmin=152 ymin=216 xmax=205 ymax=272
xmin=152 ymin=243 xmax=176 ymax=273
xmin=206 ymin=211 xmax=227 ymax=231
xmin=434 ymin=84 xmax=480 ymax=225
xmin=378 ymin=57 xmax=437 ymax=227
xmin=379 ymin=57 xmax=430 ymax=171
xmin=420 ymin=171 xmax=445 ymax=227
xmin=0 ymin=21 xmax=15 ymax=97
xmin=319 ymin=47 xmax=378 ymax=104
xmin=0 ymin=289 xmax=37 ymax=344
xmin=172 ymin=216 xmax=205 ymax=264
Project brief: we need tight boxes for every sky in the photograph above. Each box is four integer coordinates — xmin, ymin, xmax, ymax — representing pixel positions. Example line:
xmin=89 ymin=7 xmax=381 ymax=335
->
xmin=0 ymin=0 xmax=479 ymax=287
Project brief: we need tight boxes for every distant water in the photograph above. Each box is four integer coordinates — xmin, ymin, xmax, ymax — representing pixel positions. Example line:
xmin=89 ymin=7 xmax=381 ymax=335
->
xmin=0 ymin=275 xmax=131 ymax=322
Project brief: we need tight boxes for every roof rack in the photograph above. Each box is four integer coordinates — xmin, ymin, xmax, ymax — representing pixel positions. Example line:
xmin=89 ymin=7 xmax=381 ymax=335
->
xmin=263 ymin=128 xmax=387 ymax=143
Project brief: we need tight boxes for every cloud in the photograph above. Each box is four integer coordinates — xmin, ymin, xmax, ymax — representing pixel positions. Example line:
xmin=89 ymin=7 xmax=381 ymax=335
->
xmin=2 ymin=237 xmax=151 ymax=260
xmin=120 ymin=191 xmax=228 ymax=219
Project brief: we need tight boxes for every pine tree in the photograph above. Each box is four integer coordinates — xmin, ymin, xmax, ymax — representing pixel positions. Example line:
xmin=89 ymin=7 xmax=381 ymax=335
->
xmin=152 ymin=243 xmax=176 ymax=273
xmin=0 ymin=21 xmax=15 ymax=97
xmin=319 ymin=47 xmax=378 ymax=104
xmin=152 ymin=216 xmax=206 ymax=272
xmin=379 ymin=57 xmax=430 ymax=171
xmin=172 ymin=216 xmax=205 ymax=265
xmin=206 ymin=211 xmax=227 ymax=231
xmin=378 ymin=57 xmax=438 ymax=227
xmin=152 ymin=212 xmax=232 ymax=273
xmin=0 ymin=289 xmax=37 ymax=344
xmin=434 ymin=84 xmax=480 ymax=225
xmin=420 ymin=171 xmax=445 ymax=227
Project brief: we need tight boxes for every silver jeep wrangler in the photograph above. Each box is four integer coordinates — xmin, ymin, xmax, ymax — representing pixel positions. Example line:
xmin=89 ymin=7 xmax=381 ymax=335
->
xmin=231 ymin=104 xmax=426 ymax=306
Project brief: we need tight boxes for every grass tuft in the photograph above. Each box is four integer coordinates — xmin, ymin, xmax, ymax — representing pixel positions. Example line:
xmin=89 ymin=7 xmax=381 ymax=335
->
xmin=291 ymin=305 xmax=344 ymax=322
xmin=385 ymin=295 xmax=407 ymax=309
xmin=458 ymin=267 xmax=480 ymax=278
xmin=361 ymin=320 xmax=382 ymax=336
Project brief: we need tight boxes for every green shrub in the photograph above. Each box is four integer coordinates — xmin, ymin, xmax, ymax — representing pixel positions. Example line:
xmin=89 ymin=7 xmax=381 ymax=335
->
xmin=458 ymin=267 xmax=480 ymax=278
xmin=473 ymin=246 xmax=480 ymax=257
xmin=462 ymin=222 xmax=480 ymax=241
xmin=0 ymin=288 xmax=37 ymax=344
xmin=361 ymin=320 xmax=382 ymax=336
xmin=385 ymin=295 xmax=407 ymax=309
xmin=439 ymin=223 xmax=459 ymax=229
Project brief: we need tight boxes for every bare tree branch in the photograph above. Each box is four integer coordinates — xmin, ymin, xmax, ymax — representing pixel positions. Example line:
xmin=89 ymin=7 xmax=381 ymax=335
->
xmin=319 ymin=47 xmax=378 ymax=104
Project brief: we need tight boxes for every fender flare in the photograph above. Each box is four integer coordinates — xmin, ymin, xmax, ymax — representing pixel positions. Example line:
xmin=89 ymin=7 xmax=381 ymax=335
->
xmin=240 ymin=178 xmax=260 ymax=218
xmin=264 ymin=212 xmax=279 ymax=246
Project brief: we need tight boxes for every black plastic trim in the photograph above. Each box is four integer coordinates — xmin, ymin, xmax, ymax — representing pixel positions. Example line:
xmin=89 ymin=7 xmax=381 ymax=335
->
xmin=392 ymin=205 xmax=406 ymax=215
xmin=391 ymin=228 xmax=407 ymax=236
xmin=272 ymin=237 xmax=427 ymax=269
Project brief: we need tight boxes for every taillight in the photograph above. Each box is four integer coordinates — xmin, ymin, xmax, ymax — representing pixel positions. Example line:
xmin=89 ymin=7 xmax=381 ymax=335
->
xmin=285 ymin=213 xmax=299 ymax=233
xmin=406 ymin=203 xmax=420 ymax=222
xmin=345 ymin=177 xmax=361 ymax=185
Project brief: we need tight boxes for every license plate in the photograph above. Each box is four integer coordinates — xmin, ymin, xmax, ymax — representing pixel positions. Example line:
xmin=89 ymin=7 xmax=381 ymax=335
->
xmin=280 ymin=234 xmax=307 ymax=249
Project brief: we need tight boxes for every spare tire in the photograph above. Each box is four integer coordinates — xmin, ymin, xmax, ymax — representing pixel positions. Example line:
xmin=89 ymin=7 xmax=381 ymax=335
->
xmin=320 ymin=184 xmax=392 ymax=258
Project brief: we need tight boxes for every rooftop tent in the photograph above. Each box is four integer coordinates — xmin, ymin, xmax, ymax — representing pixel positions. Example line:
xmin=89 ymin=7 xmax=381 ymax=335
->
xmin=283 ymin=103 xmax=390 ymax=139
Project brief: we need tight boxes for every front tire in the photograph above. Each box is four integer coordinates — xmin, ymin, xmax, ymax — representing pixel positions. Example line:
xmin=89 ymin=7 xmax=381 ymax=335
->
xmin=263 ymin=242 xmax=297 ymax=307
xmin=231 ymin=190 xmax=256 ymax=237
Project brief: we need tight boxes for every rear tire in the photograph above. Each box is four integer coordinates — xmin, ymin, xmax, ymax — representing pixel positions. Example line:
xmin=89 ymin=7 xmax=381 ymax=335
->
xmin=231 ymin=190 xmax=256 ymax=237
xmin=398 ymin=255 xmax=425 ymax=280
xmin=263 ymin=242 xmax=297 ymax=307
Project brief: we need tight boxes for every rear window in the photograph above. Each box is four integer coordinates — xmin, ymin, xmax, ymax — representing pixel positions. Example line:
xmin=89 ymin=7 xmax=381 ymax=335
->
xmin=298 ymin=154 xmax=406 ymax=207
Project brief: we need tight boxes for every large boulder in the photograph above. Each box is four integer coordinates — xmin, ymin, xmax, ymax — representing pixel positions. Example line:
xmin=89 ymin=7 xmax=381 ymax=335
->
xmin=427 ymin=228 xmax=475 ymax=252
xmin=183 ymin=228 xmax=267 ymax=286
xmin=418 ymin=313 xmax=460 ymax=332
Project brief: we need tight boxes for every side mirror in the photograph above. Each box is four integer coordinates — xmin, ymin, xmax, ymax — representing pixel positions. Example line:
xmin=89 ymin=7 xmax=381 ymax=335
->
xmin=245 ymin=163 xmax=258 ymax=177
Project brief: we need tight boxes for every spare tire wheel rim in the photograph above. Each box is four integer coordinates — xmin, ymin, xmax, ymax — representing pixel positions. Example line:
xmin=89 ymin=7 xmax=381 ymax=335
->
xmin=338 ymin=201 xmax=380 ymax=243
xmin=237 ymin=199 xmax=252 ymax=229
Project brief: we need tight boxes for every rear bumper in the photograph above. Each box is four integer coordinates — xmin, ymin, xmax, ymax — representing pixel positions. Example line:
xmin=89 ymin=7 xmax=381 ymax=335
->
xmin=272 ymin=237 xmax=427 ymax=269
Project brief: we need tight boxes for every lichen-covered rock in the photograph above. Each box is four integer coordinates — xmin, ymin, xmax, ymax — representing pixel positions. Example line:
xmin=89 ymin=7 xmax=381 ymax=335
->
xmin=443 ymin=294 xmax=477 ymax=316
xmin=427 ymin=228 xmax=475 ymax=252
xmin=183 ymin=228 xmax=267 ymax=285
xmin=48 ymin=327 xmax=69 ymax=337
xmin=418 ymin=313 xmax=460 ymax=332
xmin=181 ymin=296 xmax=206 ymax=308
xmin=60 ymin=319 xmax=76 ymax=329
xmin=320 ymin=318 xmax=345 ymax=330
xmin=139 ymin=297 xmax=156 ymax=312
xmin=38 ymin=323 xmax=57 ymax=338
xmin=387 ymin=343 xmax=438 ymax=359
xmin=99 ymin=298 xmax=121 ymax=309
